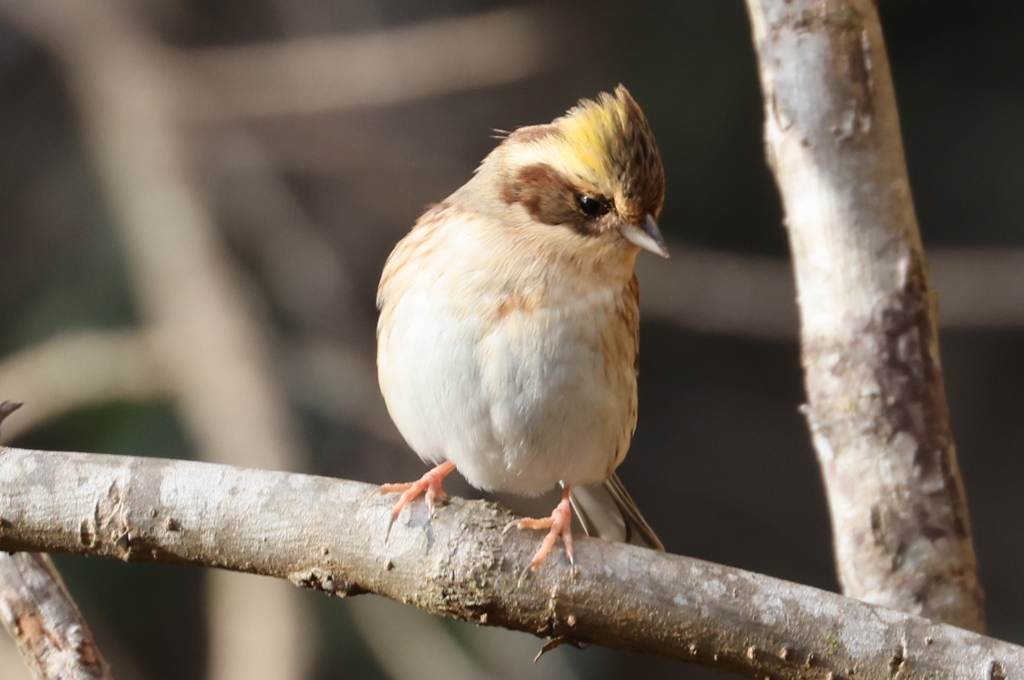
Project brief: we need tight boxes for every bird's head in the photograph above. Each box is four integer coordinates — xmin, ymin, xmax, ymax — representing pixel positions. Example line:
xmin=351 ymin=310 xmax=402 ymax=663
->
xmin=456 ymin=85 xmax=668 ymax=259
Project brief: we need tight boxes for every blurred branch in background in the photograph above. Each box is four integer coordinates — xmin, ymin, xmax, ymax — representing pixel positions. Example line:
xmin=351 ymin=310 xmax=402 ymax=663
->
xmin=639 ymin=243 xmax=1024 ymax=340
xmin=0 ymin=553 xmax=114 ymax=680
xmin=0 ymin=331 xmax=167 ymax=441
xmin=174 ymin=7 xmax=551 ymax=121
xmin=197 ymin=127 xmax=359 ymax=332
xmin=926 ymin=249 xmax=1024 ymax=329
xmin=348 ymin=597 xmax=501 ymax=680
xmin=638 ymin=241 xmax=796 ymax=339
xmin=1 ymin=247 xmax=1022 ymax=446
xmin=280 ymin=337 xmax=402 ymax=446
xmin=2 ymin=447 xmax=1023 ymax=680
xmin=0 ymin=0 xmax=316 ymax=675
xmin=746 ymin=0 xmax=984 ymax=631
xmin=0 ymin=328 xmax=401 ymax=449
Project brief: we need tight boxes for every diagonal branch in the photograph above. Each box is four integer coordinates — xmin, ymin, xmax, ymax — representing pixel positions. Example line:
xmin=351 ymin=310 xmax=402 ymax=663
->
xmin=0 ymin=446 xmax=1020 ymax=680
xmin=0 ymin=553 xmax=115 ymax=680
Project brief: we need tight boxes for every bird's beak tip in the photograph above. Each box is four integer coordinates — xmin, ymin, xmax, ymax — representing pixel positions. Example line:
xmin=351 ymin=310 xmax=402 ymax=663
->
xmin=621 ymin=214 xmax=669 ymax=258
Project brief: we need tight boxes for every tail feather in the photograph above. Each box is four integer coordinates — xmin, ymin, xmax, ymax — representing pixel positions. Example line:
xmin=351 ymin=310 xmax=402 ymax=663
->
xmin=569 ymin=473 xmax=664 ymax=551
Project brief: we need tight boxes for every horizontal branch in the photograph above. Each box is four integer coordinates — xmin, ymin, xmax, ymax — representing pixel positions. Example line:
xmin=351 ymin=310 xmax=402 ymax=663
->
xmin=0 ymin=447 xmax=1020 ymax=679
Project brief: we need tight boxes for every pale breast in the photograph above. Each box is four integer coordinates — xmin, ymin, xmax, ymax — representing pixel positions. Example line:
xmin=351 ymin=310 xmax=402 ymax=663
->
xmin=377 ymin=208 xmax=640 ymax=496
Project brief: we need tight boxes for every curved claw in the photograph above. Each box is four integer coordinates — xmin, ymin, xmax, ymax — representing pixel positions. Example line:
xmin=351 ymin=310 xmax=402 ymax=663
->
xmin=378 ymin=461 xmax=456 ymax=541
xmin=508 ymin=487 xmax=575 ymax=584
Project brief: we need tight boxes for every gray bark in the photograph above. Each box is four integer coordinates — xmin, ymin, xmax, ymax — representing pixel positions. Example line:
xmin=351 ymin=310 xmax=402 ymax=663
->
xmin=0 ymin=553 xmax=114 ymax=679
xmin=745 ymin=0 xmax=985 ymax=631
xmin=0 ymin=447 xmax=1019 ymax=679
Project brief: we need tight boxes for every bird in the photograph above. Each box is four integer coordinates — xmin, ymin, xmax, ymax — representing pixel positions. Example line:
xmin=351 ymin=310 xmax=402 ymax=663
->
xmin=376 ymin=85 xmax=667 ymax=574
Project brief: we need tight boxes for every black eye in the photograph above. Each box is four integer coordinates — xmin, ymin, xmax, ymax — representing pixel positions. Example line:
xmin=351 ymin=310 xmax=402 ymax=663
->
xmin=577 ymin=194 xmax=609 ymax=217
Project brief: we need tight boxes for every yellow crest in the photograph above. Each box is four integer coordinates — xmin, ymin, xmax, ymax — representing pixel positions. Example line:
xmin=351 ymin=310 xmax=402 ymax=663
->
xmin=550 ymin=85 xmax=665 ymax=220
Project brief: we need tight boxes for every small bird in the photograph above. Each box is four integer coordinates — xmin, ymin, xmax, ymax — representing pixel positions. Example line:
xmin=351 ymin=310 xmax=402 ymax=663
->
xmin=377 ymin=86 xmax=667 ymax=573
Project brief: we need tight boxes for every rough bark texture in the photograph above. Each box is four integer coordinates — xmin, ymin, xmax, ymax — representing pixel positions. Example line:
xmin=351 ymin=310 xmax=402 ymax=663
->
xmin=745 ymin=0 xmax=985 ymax=632
xmin=0 ymin=553 xmax=114 ymax=680
xmin=0 ymin=447 xmax=1019 ymax=679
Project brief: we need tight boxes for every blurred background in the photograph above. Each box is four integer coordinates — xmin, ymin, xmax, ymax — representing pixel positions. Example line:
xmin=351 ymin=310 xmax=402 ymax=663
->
xmin=1 ymin=0 xmax=1023 ymax=678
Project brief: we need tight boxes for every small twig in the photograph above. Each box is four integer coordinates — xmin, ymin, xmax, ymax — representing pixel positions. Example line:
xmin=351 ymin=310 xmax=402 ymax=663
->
xmin=532 ymin=636 xmax=585 ymax=662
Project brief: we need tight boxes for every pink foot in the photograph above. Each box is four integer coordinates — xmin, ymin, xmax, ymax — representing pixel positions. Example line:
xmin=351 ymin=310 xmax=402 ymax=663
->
xmin=506 ymin=486 xmax=575 ymax=576
xmin=379 ymin=461 xmax=456 ymax=540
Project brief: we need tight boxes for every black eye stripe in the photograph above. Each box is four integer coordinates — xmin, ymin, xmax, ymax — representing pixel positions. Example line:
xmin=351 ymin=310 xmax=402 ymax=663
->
xmin=577 ymin=193 xmax=610 ymax=217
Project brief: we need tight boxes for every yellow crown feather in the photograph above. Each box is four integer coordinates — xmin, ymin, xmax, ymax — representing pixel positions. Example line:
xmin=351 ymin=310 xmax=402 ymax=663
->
xmin=550 ymin=85 xmax=665 ymax=220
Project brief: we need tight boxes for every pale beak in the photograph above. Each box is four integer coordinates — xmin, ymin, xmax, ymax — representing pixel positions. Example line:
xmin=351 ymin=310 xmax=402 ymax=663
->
xmin=620 ymin=214 xmax=669 ymax=258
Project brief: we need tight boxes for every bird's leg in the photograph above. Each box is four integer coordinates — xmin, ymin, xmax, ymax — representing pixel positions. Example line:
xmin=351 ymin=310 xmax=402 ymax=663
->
xmin=379 ymin=461 xmax=456 ymax=540
xmin=505 ymin=486 xmax=575 ymax=577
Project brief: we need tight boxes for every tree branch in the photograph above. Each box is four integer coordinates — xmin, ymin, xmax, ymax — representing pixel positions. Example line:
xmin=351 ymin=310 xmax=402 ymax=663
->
xmin=0 ymin=405 xmax=114 ymax=679
xmin=745 ymin=0 xmax=983 ymax=630
xmin=745 ymin=0 xmax=985 ymax=631
xmin=0 ymin=553 xmax=114 ymax=679
xmin=0 ymin=447 xmax=1019 ymax=679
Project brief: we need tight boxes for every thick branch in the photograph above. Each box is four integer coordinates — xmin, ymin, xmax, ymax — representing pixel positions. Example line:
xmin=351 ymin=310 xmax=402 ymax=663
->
xmin=745 ymin=0 xmax=984 ymax=631
xmin=0 ymin=447 xmax=1019 ymax=679
xmin=0 ymin=553 xmax=114 ymax=679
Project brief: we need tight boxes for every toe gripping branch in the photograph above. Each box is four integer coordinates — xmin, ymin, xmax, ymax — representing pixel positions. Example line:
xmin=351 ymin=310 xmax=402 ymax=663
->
xmin=505 ymin=486 xmax=575 ymax=583
xmin=378 ymin=461 xmax=456 ymax=541
xmin=381 ymin=467 xmax=576 ymax=582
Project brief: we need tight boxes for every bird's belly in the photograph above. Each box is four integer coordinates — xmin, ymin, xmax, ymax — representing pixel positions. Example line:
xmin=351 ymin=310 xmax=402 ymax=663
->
xmin=378 ymin=289 xmax=631 ymax=496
